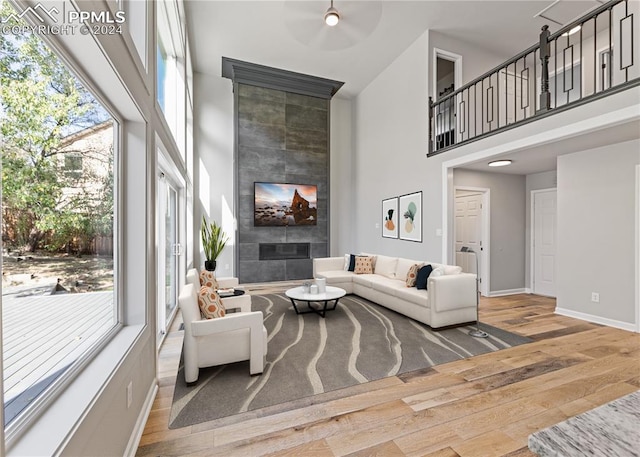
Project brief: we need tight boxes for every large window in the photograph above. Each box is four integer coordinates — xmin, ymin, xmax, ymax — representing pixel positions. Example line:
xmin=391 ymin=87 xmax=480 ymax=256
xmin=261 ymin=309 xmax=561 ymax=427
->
xmin=0 ymin=2 xmax=118 ymax=432
xmin=156 ymin=0 xmax=186 ymax=159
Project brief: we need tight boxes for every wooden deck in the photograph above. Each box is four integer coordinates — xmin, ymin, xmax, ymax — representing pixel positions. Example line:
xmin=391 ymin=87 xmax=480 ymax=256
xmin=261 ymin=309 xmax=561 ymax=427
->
xmin=137 ymin=293 xmax=640 ymax=457
xmin=2 ymin=290 xmax=115 ymax=425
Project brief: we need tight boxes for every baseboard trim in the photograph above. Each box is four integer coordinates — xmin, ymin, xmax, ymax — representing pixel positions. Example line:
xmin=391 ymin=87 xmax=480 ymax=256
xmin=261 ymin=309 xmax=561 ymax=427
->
xmin=124 ymin=380 xmax=158 ymax=456
xmin=488 ymin=288 xmax=528 ymax=297
xmin=555 ymin=307 xmax=637 ymax=332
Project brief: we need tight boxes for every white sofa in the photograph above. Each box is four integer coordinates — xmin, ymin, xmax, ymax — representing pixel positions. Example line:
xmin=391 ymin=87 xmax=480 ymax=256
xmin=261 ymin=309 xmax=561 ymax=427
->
xmin=313 ymin=254 xmax=477 ymax=329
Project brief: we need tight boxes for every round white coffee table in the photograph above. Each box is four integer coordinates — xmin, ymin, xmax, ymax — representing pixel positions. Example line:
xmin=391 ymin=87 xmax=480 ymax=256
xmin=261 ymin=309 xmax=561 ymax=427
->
xmin=285 ymin=285 xmax=346 ymax=318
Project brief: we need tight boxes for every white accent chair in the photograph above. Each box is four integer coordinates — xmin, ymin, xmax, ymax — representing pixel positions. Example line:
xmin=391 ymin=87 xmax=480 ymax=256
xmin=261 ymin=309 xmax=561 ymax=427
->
xmin=179 ymin=283 xmax=267 ymax=383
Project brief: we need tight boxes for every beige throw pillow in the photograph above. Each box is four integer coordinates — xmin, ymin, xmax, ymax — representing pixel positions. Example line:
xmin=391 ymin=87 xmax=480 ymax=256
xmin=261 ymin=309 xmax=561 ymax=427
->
xmin=406 ymin=263 xmax=424 ymax=287
xmin=354 ymin=256 xmax=374 ymax=274
xmin=199 ymin=269 xmax=219 ymax=290
xmin=198 ymin=286 xmax=226 ymax=319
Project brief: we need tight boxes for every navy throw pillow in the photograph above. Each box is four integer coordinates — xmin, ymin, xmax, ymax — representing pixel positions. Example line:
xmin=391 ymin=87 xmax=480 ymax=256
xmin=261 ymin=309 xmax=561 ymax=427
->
xmin=416 ymin=264 xmax=433 ymax=290
xmin=347 ymin=254 xmax=357 ymax=272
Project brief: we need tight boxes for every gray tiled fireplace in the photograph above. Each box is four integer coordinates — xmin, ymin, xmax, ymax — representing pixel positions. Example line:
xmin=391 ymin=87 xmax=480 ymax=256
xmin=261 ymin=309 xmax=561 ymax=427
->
xmin=222 ymin=58 xmax=343 ymax=283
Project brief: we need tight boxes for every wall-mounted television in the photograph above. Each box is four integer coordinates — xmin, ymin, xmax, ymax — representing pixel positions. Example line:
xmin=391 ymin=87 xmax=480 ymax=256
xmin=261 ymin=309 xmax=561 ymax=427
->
xmin=254 ymin=182 xmax=317 ymax=226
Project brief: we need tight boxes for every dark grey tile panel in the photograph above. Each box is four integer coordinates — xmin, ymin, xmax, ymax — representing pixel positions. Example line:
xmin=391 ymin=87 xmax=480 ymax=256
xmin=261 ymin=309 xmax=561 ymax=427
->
xmin=285 ymin=259 xmax=313 ymax=280
xmin=238 ymin=120 xmax=285 ymax=150
xmin=240 ymin=260 xmax=286 ymax=283
xmin=286 ymin=127 xmax=327 ymax=154
xmin=239 ymin=97 xmax=285 ymax=126
xmin=239 ymin=223 xmax=287 ymax=243
xmin=310 ymin=243 xmax=328 ymax=259
xmin=238 ymin=84 xmax=285 ymax=103
xmin=285 ymin=225 xmax=328 ymax=243
xmin=285 ymin=150 xmax=327 ymax=177
xmin=286 ymin=104 xmax=328 ymax=132
xmin=238 ymin=146 xmax=286 ymax=175
xmin=286 ymin=93 xmax=327 ymax=110
xmin=239 ymin=243 xmax=259 ymax=261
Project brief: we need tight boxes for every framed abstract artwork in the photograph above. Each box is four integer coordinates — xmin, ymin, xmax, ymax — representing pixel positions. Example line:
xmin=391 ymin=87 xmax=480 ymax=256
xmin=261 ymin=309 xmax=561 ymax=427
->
xmin=382 ymin=197 xmax=399 ymax=238
xmin=399 ymin=191 xmax=422 ymax=242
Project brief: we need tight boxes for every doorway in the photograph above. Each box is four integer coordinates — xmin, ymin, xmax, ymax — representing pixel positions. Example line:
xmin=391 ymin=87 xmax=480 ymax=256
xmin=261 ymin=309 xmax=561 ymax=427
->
xmin=454 ymin=187 xmax=490 ymax=296
xmin=531 ymin=188 xmax=557 ymax=297
xmin=433 ymin=49 xmax=462 ymax=147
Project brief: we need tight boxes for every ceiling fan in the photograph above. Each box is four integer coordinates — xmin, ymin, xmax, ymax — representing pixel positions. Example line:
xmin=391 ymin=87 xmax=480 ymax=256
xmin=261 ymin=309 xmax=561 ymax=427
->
xmin=283 ymin=1 xmax=383 ymax=51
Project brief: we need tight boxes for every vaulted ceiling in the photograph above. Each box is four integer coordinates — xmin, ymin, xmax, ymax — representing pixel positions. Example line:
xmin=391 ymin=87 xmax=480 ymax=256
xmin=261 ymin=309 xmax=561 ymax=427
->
xmin=185 ymin=0 xmax=602 ymax=98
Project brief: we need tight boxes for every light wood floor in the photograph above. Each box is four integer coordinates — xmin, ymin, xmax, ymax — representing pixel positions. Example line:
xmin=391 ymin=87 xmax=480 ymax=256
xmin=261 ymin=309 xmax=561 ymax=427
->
xmin=136 ymin=293 xmax=640 ymax=457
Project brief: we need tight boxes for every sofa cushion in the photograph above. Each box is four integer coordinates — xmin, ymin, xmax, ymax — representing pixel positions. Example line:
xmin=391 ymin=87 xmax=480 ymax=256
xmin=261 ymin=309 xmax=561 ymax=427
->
xmin=354 ymin=256 xmax=375 ymax=274
xmin=395 ymin=286 xmax=430 ymax=307
xmin=395 ymin=257 xmax=424 ymax=280
xmin=372 ymin=277 xmax=405 ymax=296
xmin=198 ymin=286 xmax=226 ymax=319
xmin=430 ymin=263 xmax=463 ymax=275
xmin=199 ymin=270 xmax=219 ymax=289
xmin=374 ymin=255 xmax=399 ymax=278
xmin=443 ymin=265 xmax=462 ymax=275
xmin=416 ymin=264 xmax=433 ymax=290
xmin=318 ymin=270 xmax=356 ymax=282
xmin=352 ymin=273 xmax=377 ymax=288
xmin=405 ymin=263 xmax=424 ymax=287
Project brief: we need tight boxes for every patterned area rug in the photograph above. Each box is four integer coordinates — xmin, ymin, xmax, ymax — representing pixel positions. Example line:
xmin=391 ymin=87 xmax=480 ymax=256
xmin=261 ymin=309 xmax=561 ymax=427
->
xmin=169 ymin=293 xmax=531 ymax=429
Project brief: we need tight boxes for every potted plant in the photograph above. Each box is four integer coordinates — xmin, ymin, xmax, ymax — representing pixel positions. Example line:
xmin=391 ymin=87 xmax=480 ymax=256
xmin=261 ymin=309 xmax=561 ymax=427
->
xmin=201 ymin=215 xmax=229 ymax=271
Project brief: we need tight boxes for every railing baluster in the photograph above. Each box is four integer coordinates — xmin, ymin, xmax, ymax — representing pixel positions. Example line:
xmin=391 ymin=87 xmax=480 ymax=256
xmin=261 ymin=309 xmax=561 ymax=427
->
xmin=579 ymin=22 xmax=583 ymax=100
xmin=609 ymin=6 xmax=613 ymax=88
xmin=539 ymin=25 xmax=551 ymax=112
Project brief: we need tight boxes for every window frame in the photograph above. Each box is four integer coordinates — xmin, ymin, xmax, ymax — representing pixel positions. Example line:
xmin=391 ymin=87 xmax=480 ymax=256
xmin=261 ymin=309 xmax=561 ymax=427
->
xmin=0 ymin=13 xmax=124 ymax=447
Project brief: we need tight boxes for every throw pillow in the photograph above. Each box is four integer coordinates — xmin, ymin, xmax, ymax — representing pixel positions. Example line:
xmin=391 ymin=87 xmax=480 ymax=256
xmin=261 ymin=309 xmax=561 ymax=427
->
xmin=354 ymin=256 xmax=374 ymax=274
xmin=200 ymin=269 xmax=219 ymax=289
xmin=197 ymin=286 xmax=226 ymax=319
xmin=405 ymin=263 xmax=424 ymax=287
xmin=346 ymin=254 xmax=357 ymax=272
xmin=430 ymin=266 xmax=445 ymax=278
xmin=416 ymin=264 xmax=433 ymax=290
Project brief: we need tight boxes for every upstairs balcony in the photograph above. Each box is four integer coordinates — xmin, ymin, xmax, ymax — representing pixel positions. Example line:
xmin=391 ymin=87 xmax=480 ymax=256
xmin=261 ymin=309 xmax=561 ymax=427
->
xmin=428 ymin=0 xmax=639 ymax=156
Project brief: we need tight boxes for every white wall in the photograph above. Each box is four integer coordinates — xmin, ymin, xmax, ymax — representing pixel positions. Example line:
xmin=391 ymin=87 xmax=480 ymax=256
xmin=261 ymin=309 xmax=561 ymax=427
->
xmin=352 ymin=30 xmax=438 ymax=259
xmin=348 ymin=29 xmax=521 ymax=263
xmin=556 ymin=139 xmax=640 ymax=329
xmin=193 ymin=73 xmax=235 ymax=275
xmin=453 ymin=169 xmax=526 ymax=293
xmin=330 ymin=97 xmax=354 ymax=257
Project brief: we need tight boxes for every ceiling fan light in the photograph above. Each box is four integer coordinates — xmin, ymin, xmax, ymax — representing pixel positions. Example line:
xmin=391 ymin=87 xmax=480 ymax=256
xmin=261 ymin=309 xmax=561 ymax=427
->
xmin=324 ymin=6 xmax=340 ymax=26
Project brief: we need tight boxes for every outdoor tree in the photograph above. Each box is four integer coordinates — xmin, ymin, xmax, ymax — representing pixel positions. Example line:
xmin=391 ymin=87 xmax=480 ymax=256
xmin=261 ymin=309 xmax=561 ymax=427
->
xmin=0 ymin=2 xmax=112 ymax=252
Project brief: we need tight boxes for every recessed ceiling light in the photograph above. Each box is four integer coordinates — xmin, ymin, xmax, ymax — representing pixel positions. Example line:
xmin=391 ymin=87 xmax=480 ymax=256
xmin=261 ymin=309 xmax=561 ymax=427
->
xmin=561 ymin=25 xmax=582 ymax=37
xmin=488 ymin=159 xmax=512 ymax=167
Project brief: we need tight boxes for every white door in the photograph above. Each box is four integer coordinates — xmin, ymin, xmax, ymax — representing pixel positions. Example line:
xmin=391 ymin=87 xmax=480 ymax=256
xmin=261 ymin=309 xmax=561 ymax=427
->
xmin=533 ymin=189 xmax=557 ymax=297
xmin=455 ymin=192 xmax=486 ymax=293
